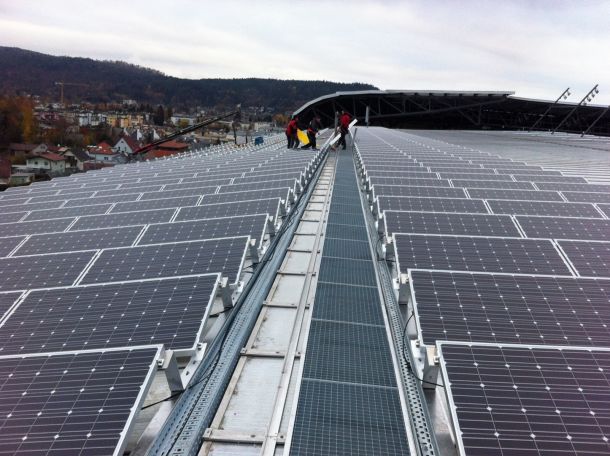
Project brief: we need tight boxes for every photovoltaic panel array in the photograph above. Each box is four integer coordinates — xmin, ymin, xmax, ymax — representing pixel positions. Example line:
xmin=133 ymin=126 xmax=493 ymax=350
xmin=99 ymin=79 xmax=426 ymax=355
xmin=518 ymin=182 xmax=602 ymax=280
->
xmin=0 ymin=135 xmax=322 ymax=454
xmin=354 ymin=127 xmax=610 ymax=456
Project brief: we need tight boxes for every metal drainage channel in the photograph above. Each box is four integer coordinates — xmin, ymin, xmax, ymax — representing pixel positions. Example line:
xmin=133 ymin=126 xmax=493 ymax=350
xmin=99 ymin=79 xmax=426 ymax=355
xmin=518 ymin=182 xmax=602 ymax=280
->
xmin=355 ymin=140 xmax=440 ymax=456
xmin=286 ymin=146 xmax=414 ymax=455
xmin=145 ymin=145 xmax=329 ymax=456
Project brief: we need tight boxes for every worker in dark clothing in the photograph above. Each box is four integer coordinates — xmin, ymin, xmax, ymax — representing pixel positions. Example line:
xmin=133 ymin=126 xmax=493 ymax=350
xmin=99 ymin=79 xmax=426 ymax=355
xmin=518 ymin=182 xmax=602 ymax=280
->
xmin=301 ymin=116 xmax=322 ymax=150
xmin=337 ymin=110 xmax=351 ymax=150
xmin=285 ymin=116 xmax=298 ymax=149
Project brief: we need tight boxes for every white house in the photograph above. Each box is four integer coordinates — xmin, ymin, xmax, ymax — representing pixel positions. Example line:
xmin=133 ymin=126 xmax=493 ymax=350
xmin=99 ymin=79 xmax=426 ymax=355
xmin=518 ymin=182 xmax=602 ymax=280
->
xmin=25 ymin=152 xmax=66 ymax=174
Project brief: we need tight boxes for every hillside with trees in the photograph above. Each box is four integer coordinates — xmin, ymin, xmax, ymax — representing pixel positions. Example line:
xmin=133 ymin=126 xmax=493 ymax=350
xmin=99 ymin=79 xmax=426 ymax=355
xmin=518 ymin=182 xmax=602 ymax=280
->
xmin=0 ymin=47 xmax=377 ymax=111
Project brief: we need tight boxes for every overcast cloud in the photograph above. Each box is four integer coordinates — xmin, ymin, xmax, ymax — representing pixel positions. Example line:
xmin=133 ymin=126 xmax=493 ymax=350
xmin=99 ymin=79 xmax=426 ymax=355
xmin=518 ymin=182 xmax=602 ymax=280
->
xmin=1 ymin=0 xmax=609 ymax=103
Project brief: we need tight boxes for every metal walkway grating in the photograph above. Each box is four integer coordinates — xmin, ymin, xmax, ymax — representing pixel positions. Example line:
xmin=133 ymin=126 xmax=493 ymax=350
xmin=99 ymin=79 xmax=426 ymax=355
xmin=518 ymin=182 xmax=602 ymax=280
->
xmin=289 ymin=149 xmax=411 ymax=455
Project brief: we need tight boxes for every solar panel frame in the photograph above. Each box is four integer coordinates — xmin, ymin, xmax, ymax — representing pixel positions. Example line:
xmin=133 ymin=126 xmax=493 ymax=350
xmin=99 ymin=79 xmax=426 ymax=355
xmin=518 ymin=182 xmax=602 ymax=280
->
xmin=0 ymin=274 xmax=220 ymax=356
xmin=392 ymin=233 xmax=574 ymax=277
xmin=0 ymin=345 xmax=161 ymax=456
xmin=437 ymin=341 xmax=610 ymax=456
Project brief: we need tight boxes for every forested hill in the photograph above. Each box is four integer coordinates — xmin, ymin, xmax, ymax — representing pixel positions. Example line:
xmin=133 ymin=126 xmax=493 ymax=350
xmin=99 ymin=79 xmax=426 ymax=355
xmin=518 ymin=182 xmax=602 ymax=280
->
xmin=0 ymin=47 xmax=377 ymax=111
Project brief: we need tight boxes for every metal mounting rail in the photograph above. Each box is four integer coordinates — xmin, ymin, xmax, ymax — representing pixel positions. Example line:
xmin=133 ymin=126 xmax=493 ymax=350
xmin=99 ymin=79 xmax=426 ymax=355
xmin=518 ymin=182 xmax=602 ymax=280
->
xmin=356 ymin=144 xmax=440 ymax=456
xmin=145 ymin=146 xmax=329 ymax=456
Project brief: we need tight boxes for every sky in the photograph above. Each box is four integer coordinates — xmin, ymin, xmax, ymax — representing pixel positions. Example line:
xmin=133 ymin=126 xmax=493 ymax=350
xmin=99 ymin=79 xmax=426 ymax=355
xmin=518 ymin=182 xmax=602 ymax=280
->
xmin=1 ymin=0 xmax=609 ymax=104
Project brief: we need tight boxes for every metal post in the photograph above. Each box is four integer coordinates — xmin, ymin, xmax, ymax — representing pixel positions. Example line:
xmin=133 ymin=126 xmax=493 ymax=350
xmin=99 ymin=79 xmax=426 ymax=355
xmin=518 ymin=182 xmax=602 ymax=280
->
xmin=581 ymin=105 xmax=610 ymax=137
xmin=528 ymin=87 xmax=570 ymax=131
xmin=365 ymin=106 xmax=370 ymax=126
xmin=552 ymin=84 xmax=599 ymax=134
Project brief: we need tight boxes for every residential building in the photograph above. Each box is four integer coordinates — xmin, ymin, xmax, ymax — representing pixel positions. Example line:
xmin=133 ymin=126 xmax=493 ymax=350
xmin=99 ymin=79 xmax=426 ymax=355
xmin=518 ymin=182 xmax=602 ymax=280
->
xmin=25 ymin=152 xmax=67 ymax=174
xmin=114 ymin=135 xmax=140 ymax=155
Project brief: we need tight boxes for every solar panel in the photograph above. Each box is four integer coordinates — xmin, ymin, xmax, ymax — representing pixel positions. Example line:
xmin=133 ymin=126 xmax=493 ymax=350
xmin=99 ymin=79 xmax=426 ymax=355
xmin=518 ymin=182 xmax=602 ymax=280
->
xmin=162 ymin=178 xmax=232 ymax=191
xmin=0 ymin=291 xmax=22 ymax=319
xmin=200 ymin=188 xmax=291 ymax=205
xmin=487 ymin=199 xmax=602 ymax=218
xmin=557 ymin=240 xmax=610 ymax=277
xmin=63 ymin=193 xmax=141 ymax=207
xmin=562 ymin=192 xmax=610 ymax=204
xmin=110 ymin=196 xmax=200 ymax=214
xmin=365 ymin=170 xmax=435 ymax=179
xmin=24 ymin=204 xmax=112 ymax=222
xmin=467 ymin=188 xmax=564 ymax=202
xmin=0 ymin=236 xmax=26 ymax=257
xmin=596 ymin=203 xmax=610 ymax=217
xmin=429 ymin=167 xmax=493 ymax=174
xmin=233 ymin=172 xmax=302 ymax=184
xmin=80 ymin=237 xmax=250 ymax=285
xmin=516 ymin=215 xmax=610 ymax=241
xmin=176 ymin=198 xmax=281 ymax=222
xmin=438 ymin=173 xmax=514 ymax=181
xmin=0 ymin=218 xmax=75 ymax=236
xmin=1 ymin=200 xmax=66 ymax=214
xmin=513 ymin=175 xmax=587 ymax=183
xmin=0 ymin=251 xmax=95 ymax=291
xmin=139 ymin=186 xmax=217 ymax=201
xmin=410 ymin=270 xmax=610 ymax=346
xmin=27 ymin=191 xmax=96 ymax=204
xmin=383 ymin=211 xmax=521 ymax=238
xmin=218 ymin=179 xmax=297 ymax=194
xmin=373 ymin=185 xmax=467 ymax=199
xmin=393 ymin=234 xmax=572 ymax=276
xmin=0 ymin=212 xmax=26 ymax=224
xmin=0 ymin=346 xmax=160 ymax=456
xmin=438 ymin=342 xmax=610 ymax=456
xmin=537 ymin=182 xmax=610 ymax=193
xmin=138 ymin=214 xmax=268 ymax=247
xmin=95 ymin=187 xmax=162 ymax=197
xmin=453 ymin=179 xmax=535 ymax=190
xmin=376 ymin=196 xmax=488 ymax=215
xmin=14 ymin=226 xmax=144 ymax=256
xmin=70 ymin=208 xmax=175 ymax=231
xmin=0 ymin=274 xmax=219 ymax=355
xmin=368 ymin=177 xmax=451 ymax=187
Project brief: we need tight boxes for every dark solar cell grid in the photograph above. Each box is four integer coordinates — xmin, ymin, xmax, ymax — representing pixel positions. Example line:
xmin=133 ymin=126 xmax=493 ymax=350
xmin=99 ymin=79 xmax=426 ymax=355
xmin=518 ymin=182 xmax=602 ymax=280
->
xmin=0 ymin=198 xmax=41 ymax=207
xmin=558 ymin=240 xmax=610 ymax=277
xmin=365 ymin=171 xmax=435 ymax=179
xmin=319 ymin=257 xmax=377 ymax=286
xmin=411 ymin=270 xmax=610 ymax=345
xmin=377 ymin=196 xmax=488 ymax=214
xmin=374 ymin=185 xmax=467 ymax=199
xmin=24 ymin=204 xmax=112 ymax=221
xmin=0 ymin=212 xmax=26 ymax=225
xmin=394 ymin=234 xmax=572 ymax=275
xmin=562 ymin=192 xmax=610 ymax=204
xmin=162 ymin=179 xmax=232 ymax=191
xmin=438 ymin=173 xmax=514 ymax=181
xmin=429 ymin=167 xmax=493 ymax=174
xmin=64 ymin=193 xmax=141 ymax=207
xmin=1 ymin=200 xmax=66 ymax=214
xmin=513 ymin=175 xmax=587 ymax=183
xmin=0 ymin=292 xmax=21 ymax=318
xmin=201 ymin=188 xmax=290 ymax=205
xmin=384 ymin=211 xmax=521 ymax=237
xmin=0 ymin=218 xmax=74 ymax=236
xmin=27 ymin=191 xmax=95 ymax=204
xmin=80 ymin=237 xmax=249 ymax=285
xmin=14 ymin=226 xmax=144 ymax=256
xmin=439 ymin=343 xmax=610 ymax=456
xmin=110 ymin=196 xmax=200 ymax=214
xmin=537 ymin=182 xmax=610 ymax=193
xmin=94 ymin=187 xmax=161 ymax=197
xmin=596 ymin=203 xmax=610 ymax=216
xmin=0 ymin=236 xmax=25 ymax=257
xmin=139 ymin=186 xmax=218 ymax=201
xmin=303 ymin=320 xmax=398 ymax=386
xmin=139 ymin=214 xmax=267 ymax=246
xmin=0 ymin=251 xmax=95 ymax=291
xmin=453 ymin=179 xmax=535 ymax=190
xmin=0 ymin=347 xmax=158 ymax=456
xmin=517 ymin=216 xmax=610 ymax=241
xmin=467 ymin=188 xmax=564 ymax=202
xmin=322 ymin=238 xmax=371 ymax=260
xmin=488 ymin=200 xmax=602 ymax=218
xmin=71 ymin=208 xmax=175 ymax=231
xmin=0 ymin=274 xmax=218 ymax=354
xmin=176 ymin=198 xmax=280 ymax=222
xmin=218 ymin=179 xmax=297 ymax=193
xmin=233 ymin=173 xmax=302 ymax=184
xmin=312 ymin=283 xmax=384 ymax=325
xmin=491 ymin=166 xmax=545 ymax=172
xmin=369 ymin=177 xmax=451 ymax=187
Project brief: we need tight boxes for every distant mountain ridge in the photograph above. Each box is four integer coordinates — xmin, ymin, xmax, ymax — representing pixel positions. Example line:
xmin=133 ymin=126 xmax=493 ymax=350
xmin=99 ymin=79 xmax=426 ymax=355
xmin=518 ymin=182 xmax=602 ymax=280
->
xmin=0 ymin=47 xmax=377 ymax=111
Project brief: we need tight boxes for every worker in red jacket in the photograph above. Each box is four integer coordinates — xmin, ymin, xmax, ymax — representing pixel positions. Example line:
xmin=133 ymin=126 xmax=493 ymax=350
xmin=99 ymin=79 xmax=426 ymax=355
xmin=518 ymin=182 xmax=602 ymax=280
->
xmin=285 ymin=116 xmax=299 ymax=149
xmin=337 ymin=110 xmax=351 ymax=150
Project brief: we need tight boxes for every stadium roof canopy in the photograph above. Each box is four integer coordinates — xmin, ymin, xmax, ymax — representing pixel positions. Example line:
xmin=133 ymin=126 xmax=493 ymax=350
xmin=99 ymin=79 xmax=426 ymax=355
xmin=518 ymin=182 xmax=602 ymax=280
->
xmin=293 ymin=89 xmax=610 ymax=136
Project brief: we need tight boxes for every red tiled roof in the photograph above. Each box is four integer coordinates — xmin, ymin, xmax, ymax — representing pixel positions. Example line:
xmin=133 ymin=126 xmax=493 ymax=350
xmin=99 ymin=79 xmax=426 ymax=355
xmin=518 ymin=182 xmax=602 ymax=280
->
xmin=39 ymin=152 xmax=66 ymax=162
xmin=157 ymin=140 xmax=189 ymax=150
xmin=116 ymin=135 xmax=139 ymax=151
